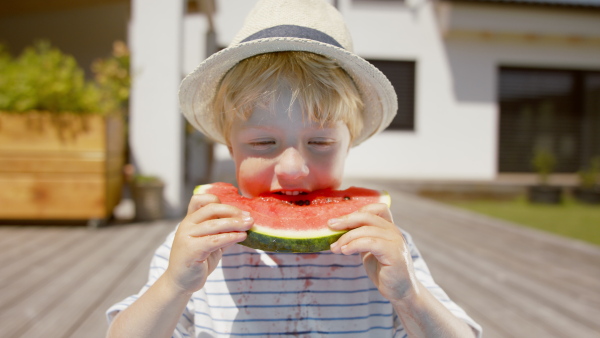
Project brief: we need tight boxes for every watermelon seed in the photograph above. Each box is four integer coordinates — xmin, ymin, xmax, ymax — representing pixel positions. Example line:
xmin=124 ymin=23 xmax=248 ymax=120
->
xmin=344 ymin=196 xmax=351 ymax=200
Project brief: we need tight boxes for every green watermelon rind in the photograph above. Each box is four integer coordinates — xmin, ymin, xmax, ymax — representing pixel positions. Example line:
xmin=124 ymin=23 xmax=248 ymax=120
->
xmin=194 ymin=184 xmax=391 ymax=253
xmin=239 ymin=229 xmax=346 ymax=253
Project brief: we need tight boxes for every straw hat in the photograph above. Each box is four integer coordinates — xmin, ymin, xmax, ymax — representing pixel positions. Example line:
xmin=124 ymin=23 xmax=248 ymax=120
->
xmin=179 ymin=0 xmax=397 ymax=146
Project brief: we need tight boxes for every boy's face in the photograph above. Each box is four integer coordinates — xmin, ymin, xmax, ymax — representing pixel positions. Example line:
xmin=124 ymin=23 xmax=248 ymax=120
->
xmin=229 ymin=89 xmax=351 ymax=198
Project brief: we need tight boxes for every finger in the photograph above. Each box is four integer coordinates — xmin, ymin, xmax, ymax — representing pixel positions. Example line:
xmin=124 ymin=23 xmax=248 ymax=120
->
xmin=328 ymin=204 xmax=394 ymax=231
xmin=188 ymin=231 xmax=248 ymax=261
xmin=188 ymin=202 xmax=248 ymax=224
xmin=359 ymin=203 xmax=394 ymax=222
xmin=187 ymin=215 xmax=254 ymax=237
xmin=187 ymin=193 xmax=221 ymax=215
xmin=336 ymin=237 xmax=399 ymax=265
xmin=332 ymin=225 xmax=401 ymax=252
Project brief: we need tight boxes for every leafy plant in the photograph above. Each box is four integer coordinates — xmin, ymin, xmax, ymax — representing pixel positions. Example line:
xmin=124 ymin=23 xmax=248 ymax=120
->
xmin=0 ymin=40 xmax=130 ymax=115
xmin=91 ymin=41 xmax=131 ymax=114
xmin=532 ymin=148 xmax=556 ymax=185
xmin=0 ymin=41 xmax=98 ymax=113
xmin=133 ymin=174 xmax=164 ymax=185
xmin=578 ymin=157 xmax=600 ymax=189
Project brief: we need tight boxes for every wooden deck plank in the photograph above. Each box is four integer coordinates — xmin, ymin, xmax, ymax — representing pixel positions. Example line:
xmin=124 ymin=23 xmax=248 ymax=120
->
xmin=380 ymin=187 xmax=600 ymax=338
xmin=393 ymin=188 xmax=600 ymax=278
xmin=401 ymin=216 xmax=562 ymax=336
xmin=0 ymin=226 xmax=80 ymax=285
xmin=67 ymin=222 xmax=175 ymax=337
xmin=395 ymin=196 xmax=600 ymax=325
xmin=0 ymin=226 xmax=42 ymax=253
xmin=414 ymin=237 xmax=554 ymax=337
xmin=0 ymin=227 xmax=94 ymax=307
xmin=0 ymin=226 xmax=59 ymax=266
xmin=19 ymin=222 xmax=175 ymax=338
xmin=412 ymin=226 xmax=600 ymax=338
xmin=0 ymin=225 xmax=141 ymax=337
xmin=401 ymin=206 xmax=600 ymax=302
xmin=415 ymin=199 xmax=600 ymax=282
xmin=427 ymin=221 xmax=600 ymax=327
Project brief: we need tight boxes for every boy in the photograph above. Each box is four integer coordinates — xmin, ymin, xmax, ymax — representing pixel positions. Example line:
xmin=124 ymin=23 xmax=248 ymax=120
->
xmin=107 ymin=0 xmax=482 ymax=337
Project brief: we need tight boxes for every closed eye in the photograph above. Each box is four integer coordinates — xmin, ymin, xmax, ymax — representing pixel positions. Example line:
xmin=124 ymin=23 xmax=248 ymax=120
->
xmin=308 ymin=139 xmax=336 ymax=148
xmin=248 ymin=139 xmax=276 ymax=149
xmin=309 ymin=137 xmax=334 ymax=144
xmin=250 ymin=140 xmax=275 ymax=145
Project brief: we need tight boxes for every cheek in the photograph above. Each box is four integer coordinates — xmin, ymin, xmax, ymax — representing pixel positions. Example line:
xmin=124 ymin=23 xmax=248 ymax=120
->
xmin=236 ymin=157 xmax=274 ymax=196
xmin=237 ymin=157 xmax=270 ymax=178
xmin=312 ymin=151 xmax=347 ymax=180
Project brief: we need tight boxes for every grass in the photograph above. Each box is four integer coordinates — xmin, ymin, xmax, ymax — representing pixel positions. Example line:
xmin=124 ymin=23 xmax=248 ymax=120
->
xmin=443 ymin=195 xmax=600 ymax=247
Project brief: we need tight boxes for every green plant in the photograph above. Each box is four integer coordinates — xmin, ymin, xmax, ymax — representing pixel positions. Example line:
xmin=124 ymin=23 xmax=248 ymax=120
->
xmin=0 ymin=40 xmax=130 ymax=115
xmin=91 ymin=41 xmax=131 ymax=114
xmin=0 ymin=41 xmax=99 ymax=113
xmin=532 ymin=148 xmax=556 ymax=185
xmin=578 ymin=156 xmax=600 ymax=189
xmin=133 ymin=174 xmax=164 ymax=185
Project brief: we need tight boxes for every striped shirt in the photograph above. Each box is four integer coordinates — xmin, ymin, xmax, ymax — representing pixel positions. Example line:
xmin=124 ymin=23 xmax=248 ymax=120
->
xmin=107 ymin=228 xmax=482 ymax=337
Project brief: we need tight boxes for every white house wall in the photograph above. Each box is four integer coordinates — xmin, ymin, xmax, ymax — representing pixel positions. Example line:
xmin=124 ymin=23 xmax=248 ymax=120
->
xmin=339 ymin=0 xmax=496 ymax=180
xmin=130 ymin=0 xmax=184 ymax=216
xmin=342 ymin=1 xmax=600 ymax=180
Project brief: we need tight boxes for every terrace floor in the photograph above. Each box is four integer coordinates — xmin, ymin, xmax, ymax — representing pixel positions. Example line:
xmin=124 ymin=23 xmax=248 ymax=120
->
xmin=1 ymin=179 xmax=599 ymax=338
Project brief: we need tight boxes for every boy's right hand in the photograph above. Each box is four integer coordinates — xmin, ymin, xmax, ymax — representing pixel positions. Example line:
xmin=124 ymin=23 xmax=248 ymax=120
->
xmin=164 ymin=193 xmax=254 ymax=294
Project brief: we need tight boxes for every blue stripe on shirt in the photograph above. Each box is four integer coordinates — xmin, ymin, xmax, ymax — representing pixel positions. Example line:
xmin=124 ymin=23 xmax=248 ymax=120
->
xmin=194 ymin=324 xmax=394 ymax=336
xmin=195 ymin=311 xmax=393 ymax=322
xmin=206 ymin=275 xmax=369 ymax=282
xmin=206 ymin=287 xmax=379 ymax=296
xmin=193 ymin=299 xmax=390 ymax=309
xmin=219 ymin=263 xmax=363 ymax=269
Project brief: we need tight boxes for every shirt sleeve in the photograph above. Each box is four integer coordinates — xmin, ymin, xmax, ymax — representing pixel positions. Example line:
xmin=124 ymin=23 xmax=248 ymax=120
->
xmin=105 ymin=227 xmax=195 ymax=337
xmin=402 ymin=231 xmax=483 ymax=338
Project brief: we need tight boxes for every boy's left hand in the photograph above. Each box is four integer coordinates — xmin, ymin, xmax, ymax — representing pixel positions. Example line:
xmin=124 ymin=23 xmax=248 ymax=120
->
xmin=328 ymin=203 xmax=418 ymax=302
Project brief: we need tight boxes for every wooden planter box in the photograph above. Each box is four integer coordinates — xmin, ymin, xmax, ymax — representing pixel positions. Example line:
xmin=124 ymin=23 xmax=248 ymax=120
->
xmin=0 ymin=112 xmax=125 ymax=226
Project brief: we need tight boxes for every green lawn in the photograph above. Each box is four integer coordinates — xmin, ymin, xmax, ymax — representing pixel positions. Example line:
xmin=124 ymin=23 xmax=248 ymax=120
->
xmin=445 ymin=195 xmax=600 ymax=247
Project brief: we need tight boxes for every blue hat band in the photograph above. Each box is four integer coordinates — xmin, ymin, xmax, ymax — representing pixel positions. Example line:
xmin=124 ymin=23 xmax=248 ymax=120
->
xmin=240 ymin=24 xmax=343 ymax=49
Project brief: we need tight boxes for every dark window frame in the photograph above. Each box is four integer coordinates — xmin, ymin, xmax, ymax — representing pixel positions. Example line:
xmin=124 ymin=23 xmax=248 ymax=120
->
xmin=367 ymin=59 xmax=417 ymax=131
xmin=498 ymin=65 xmax=600 ymax=173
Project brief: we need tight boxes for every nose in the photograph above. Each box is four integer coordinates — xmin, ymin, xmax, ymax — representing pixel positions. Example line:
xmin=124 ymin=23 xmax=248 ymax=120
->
xmin=274 ymin=147 xmax=309 ymax=180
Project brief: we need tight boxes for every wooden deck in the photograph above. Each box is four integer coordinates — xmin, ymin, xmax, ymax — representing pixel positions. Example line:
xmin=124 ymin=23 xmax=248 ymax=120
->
xmin=1 ymin=182 xmax=600 ymax=338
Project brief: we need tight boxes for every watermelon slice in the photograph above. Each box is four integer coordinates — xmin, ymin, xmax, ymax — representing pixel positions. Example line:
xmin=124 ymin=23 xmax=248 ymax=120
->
xmin=194 ymin=182 xmax=390 ymax=253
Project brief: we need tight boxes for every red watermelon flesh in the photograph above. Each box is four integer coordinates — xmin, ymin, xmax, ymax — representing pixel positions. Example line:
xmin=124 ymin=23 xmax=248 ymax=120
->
xmin=194 ymin=182 xmax=390 ymax=253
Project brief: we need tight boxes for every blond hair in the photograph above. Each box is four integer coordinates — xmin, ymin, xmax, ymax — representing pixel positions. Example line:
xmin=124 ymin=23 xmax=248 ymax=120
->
xmin=213 ymin=51 xmax=364 ymax=144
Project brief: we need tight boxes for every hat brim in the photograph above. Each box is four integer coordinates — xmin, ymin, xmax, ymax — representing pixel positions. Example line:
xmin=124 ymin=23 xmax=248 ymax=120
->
xmin=179 ymin=37 xmax=397 ymax=146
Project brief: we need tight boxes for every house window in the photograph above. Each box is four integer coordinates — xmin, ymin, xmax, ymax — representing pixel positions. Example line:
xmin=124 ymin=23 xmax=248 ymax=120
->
xmin=367 ymin=60 xmax=416 ymax=131
xmin=498 ymin=67 xmax=600 ymax=173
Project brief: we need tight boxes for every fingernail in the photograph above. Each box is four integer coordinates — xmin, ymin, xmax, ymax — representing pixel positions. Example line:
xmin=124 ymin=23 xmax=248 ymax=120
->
xmin=328 ymin=218 xmax=340 ymax=227
xmin=242 ymin=216 xmax=254 ymax=225
xmin=242 ymin=211 xmax=251 ymax=217
xmin=330 ymin=242 xmax=338 ymax=250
